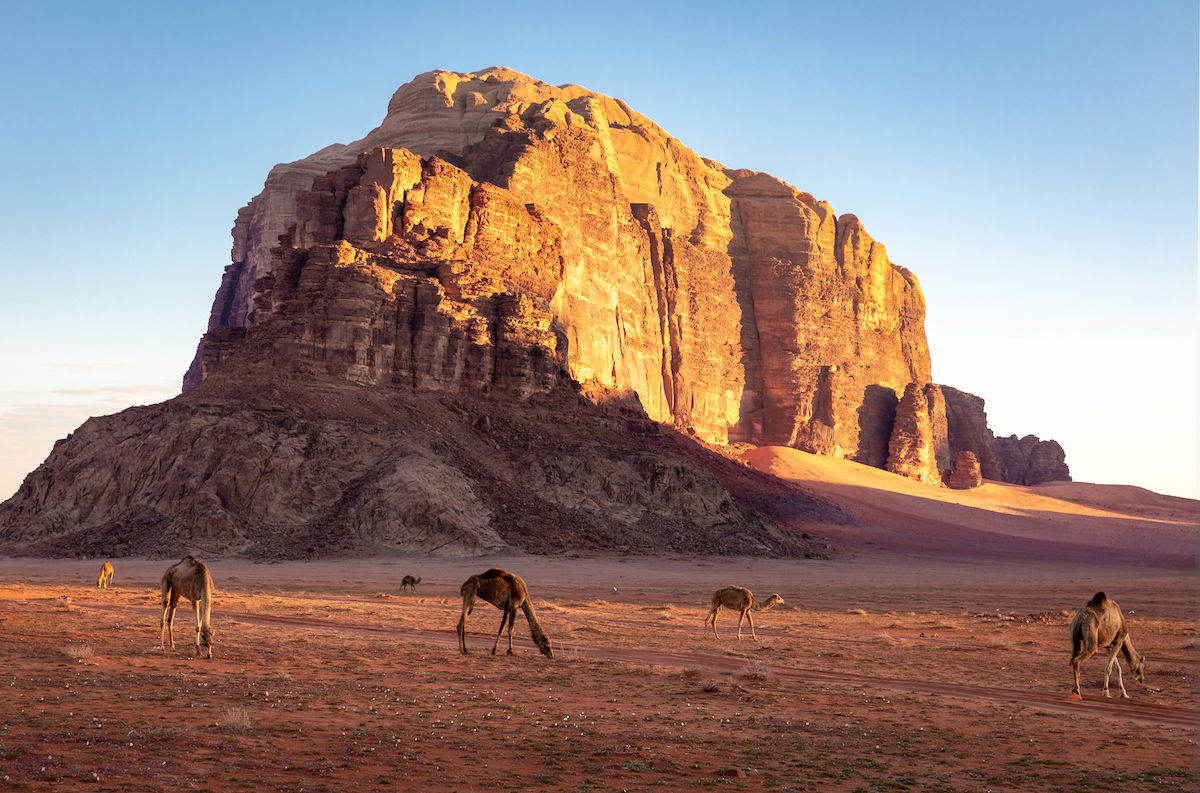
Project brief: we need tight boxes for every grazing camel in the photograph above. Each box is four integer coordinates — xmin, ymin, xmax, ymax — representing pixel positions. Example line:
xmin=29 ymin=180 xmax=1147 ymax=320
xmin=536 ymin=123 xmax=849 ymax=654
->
xmin=160 ymin=555 xmax=215 ymax=659
xmin=400 ymin=575 xmax=421 ymax=592
xmin=96 ymin=561 xmax=114 ymax=589
xmin=704 ymin=586 xmax=784 ymax=641
xmin=1070 ymin=591 xmax=1144 ymax=700
xmin=457 ymin=569 xmax=553 ymax=658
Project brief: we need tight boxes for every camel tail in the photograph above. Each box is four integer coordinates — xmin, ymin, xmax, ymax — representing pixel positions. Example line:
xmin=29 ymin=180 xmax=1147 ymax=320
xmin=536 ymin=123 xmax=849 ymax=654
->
xmin=1070 ymin=629 xmax=1086 ymax=665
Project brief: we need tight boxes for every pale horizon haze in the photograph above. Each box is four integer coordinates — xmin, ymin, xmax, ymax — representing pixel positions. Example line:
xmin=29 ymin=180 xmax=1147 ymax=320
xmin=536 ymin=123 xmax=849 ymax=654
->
xmin=0 ymin=0 xmax=1196 ymax=500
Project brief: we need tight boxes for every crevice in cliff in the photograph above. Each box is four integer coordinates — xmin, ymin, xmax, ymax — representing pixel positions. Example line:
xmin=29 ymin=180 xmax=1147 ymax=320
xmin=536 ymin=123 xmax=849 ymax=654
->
xmin=725 ymin=194 xmax=767 ymax=441
xmin=392 ymin=281 xmax=419 ymax=390
xmin=631 ymin=204 xmax=681 ymax=421
xmin=215 ymin=259 xmax=247 ymax=327
xmin=660 ymin=230 xmax=683 ymax=423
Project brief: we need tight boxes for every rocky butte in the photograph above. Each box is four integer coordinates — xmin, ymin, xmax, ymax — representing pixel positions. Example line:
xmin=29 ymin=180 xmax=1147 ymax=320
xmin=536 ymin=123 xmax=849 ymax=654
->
xmin=0 ymin=68 xmax=1069 ymax=558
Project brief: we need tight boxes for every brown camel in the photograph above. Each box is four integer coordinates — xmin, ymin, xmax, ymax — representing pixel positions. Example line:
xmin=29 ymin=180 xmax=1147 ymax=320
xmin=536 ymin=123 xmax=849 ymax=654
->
xmin=704 ymin=586 xmax=784 ymax=641
xmin=400 ymin=575 xmax=421 ymax=592
xmin=96 ymin=561 xmax=114 ymax=589
xmin=1070 ymin=591 xmax=1144 ymax=699
xmin=457 ymin=569 xmax=553 ymax=658
xmin=160 ymin=555 xmax=215 ymax=659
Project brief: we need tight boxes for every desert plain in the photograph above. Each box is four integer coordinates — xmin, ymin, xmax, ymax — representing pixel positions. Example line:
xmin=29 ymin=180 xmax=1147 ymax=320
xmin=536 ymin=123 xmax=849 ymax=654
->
xmin=1 ymin=448 xmax=1196 ymax=792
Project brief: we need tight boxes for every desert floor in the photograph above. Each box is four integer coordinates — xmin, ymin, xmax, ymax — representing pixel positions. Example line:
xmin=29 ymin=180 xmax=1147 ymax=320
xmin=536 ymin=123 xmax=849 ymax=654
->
xmin=0 ymin=551 xmax=1195 ymax=793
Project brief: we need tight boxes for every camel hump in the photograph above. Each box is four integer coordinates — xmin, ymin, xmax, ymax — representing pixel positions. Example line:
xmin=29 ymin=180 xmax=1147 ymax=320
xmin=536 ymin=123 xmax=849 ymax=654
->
xmin=480 ymin=568 xmax=509 ymax=580
xmin=1087 ymin=592 xmax=1108 ymax=609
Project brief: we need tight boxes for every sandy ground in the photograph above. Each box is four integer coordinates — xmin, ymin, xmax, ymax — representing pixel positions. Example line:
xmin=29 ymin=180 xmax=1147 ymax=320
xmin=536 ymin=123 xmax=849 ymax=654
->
xmin=0 ymin=552 xmax=1195 ymax=793
xmin=1 ymin=452 xmax=1196 ymax=791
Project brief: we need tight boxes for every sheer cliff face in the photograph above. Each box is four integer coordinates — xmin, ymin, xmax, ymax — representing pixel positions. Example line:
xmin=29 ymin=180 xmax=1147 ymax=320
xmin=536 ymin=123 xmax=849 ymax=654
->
xmin=192 ymin=67 xmax=933 ymax=466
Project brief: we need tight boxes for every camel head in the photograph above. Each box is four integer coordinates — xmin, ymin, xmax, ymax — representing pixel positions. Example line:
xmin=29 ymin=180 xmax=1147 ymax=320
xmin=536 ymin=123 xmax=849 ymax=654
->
xmin=762 ymin=594 xmax=785 ymax=609
xmin=1130 ymin=650 xmax=1145 ymax=682
xmin=199 ymin=626 xmax=215 ymax=659
xmin=536 ymin=634 xmax=554 ymax=659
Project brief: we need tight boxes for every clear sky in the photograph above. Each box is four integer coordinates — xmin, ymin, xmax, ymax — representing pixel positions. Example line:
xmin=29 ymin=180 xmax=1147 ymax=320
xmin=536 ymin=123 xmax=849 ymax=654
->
xmin=1 ymin=0 xmax=1196 ymax=499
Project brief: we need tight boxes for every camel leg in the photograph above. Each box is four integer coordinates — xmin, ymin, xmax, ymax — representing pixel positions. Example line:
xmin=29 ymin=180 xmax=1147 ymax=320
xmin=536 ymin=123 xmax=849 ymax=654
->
xmin=1104 ymin=645 xmax=1129 ymax=698
xmin=192 ymin=598 xmax=204 ymax=658
xmin=505 ymin=608 xmax=518 ymax=655
xmin=457 ymin=606 xmax=471 ymax=656
xmin=736 ymin=608 xmax=749 ymax=640
xmin=748 ymin=609 xmax=758 ymax=642
xmin=1102 ymin=643 xmax=1118 ymax=697
xmin=706 ymin=607 xmax=721 ymax=639
xmin=161 ymin=592 xmax=179 ymax=652
xmin=1071 ymin=656 xmax=1084 ymax=700
xmin=491 ymin=608 xmax=511 ymax=655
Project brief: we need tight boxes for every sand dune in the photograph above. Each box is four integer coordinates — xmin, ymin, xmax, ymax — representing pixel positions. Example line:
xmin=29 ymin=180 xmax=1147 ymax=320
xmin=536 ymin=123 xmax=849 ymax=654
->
xmin=740 ymin=446 xmax=1197 ymax=567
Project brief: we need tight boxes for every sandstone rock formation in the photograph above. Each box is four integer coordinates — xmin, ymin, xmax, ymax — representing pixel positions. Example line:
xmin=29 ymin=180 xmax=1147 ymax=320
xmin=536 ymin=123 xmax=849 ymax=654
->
xmin=947 ymin=451 xmax=984 ymax=490
xmin=995 ymin=434 xmax=1070 ymax=485
xmin=190 ymin=68 xmax=932 ymax=462
xmin=2 ymin=67 xmax=1068 ymax=557
xmin=885 ymin=383 xmax=949 ymax=485
xmin=939 ymin=385 xmax=1005 ymax=481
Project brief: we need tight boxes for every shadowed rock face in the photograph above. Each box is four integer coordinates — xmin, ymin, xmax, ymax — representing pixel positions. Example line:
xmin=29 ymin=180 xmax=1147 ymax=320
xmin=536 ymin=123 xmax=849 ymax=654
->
xmin=3 ymin=68 xmax=1068 ymax=557
xmin=0 ymin=379 xmax=833 ymax=559
xmin=995 ymin=435 xmax=1071 ymax=485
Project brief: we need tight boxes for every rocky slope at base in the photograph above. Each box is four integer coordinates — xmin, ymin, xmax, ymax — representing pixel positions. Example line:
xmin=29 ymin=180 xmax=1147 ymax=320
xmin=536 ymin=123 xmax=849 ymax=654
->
xmin=0 ymin=377 xmax=840 ymax=558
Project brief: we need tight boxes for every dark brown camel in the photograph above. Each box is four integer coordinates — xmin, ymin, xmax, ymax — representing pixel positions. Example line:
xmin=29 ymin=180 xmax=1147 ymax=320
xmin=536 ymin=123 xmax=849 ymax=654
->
xmin=457 ymin=569 xmax=553 ymax=658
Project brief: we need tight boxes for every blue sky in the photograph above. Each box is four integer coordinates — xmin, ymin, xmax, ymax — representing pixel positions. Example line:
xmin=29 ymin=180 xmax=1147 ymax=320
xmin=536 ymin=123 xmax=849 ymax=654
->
xmin=0 ymin=0 xmax=1196 ymax=498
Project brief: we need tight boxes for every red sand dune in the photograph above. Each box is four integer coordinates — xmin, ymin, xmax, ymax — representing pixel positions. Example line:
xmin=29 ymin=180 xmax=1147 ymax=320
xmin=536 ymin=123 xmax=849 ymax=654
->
xmin=740 ymin=445 xmax=1197 ymax=567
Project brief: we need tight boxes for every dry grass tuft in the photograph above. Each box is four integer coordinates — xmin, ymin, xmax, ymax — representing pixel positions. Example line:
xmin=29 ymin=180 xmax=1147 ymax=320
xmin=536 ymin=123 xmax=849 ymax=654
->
xmin=876 ymin=633 xmax=908 ymax=647
xmin=555 ymin=644 xmax=585 ymax=662
xmin=739 ymin=659 xmax=773 ymax=681
xmin=62 ymin=644 xmax=95 ymax=660
xmin=848 ymin=608 xmax=868 ymax=616
xmin=218 ymin=705 xmax=253 ymax=731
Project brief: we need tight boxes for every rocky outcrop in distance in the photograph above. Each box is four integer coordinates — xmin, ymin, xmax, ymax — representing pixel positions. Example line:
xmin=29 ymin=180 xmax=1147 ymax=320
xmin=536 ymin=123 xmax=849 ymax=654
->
xmin=947 ymin=451 xmax=984 ymax=490
xmin=3 ymin=68 xmax=1067 ymax=557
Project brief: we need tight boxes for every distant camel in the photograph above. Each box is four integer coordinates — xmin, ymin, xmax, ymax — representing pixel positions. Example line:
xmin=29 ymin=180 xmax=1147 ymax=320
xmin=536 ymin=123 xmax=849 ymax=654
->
xmin=160 ymin=555 xmax=215 ymax=659
xmin=1070 ymin=591 xmax=1144 ymax=700
xmin=400 ymin=575 xmax=421 ymax=592
xmin=705 ymin=586 xmax=784 ymax=641
xmin=96 ymin=561 xmax=114 ymax=589
xmin=457 ymin=569 xmax=553 ymax=658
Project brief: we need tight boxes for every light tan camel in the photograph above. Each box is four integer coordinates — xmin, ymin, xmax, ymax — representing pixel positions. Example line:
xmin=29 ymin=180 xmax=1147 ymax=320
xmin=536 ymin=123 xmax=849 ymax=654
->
xmin=704 ymin=586 xmax=784 ymax=641
xmin=400 ymin=575 xmax=421 ymax=592
xmin=160 ymin=555 xmax=215 ymax=659
xmin=457 ymin=568 xmax=553 ymax=658
xmin=96 ymin=561 xmax=114 ymax=589
xmin=1070 ymin=591 xmax=1144 ymax=700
